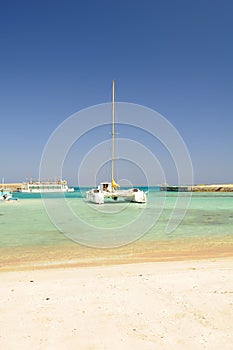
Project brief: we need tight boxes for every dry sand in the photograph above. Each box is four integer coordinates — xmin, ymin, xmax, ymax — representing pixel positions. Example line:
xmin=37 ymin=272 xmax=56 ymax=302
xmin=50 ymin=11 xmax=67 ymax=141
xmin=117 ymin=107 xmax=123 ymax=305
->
xmin=0 ymin=258 xmax=233 ymax=350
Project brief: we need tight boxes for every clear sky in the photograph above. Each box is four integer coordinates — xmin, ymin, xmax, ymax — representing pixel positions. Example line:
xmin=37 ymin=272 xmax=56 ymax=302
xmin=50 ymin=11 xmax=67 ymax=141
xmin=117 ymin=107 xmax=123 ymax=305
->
xmin=1 ymin=0 xmax=233 ymax=186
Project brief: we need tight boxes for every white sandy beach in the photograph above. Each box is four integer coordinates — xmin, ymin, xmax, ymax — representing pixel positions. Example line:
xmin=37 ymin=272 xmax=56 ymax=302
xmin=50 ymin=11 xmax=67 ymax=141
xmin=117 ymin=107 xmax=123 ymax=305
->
xmin=0 ymin=258 xmax=233 ymax=350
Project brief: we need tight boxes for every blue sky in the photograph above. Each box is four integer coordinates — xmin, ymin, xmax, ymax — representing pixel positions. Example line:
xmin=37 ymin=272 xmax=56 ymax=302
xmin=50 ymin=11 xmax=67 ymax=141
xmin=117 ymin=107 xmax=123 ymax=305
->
xmin=1 ymin=0 xmax=233 ymax=185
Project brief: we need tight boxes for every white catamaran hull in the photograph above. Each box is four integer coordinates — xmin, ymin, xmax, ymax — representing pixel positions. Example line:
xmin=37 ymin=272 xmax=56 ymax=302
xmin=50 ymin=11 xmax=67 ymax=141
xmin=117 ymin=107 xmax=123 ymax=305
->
xmin=118 ymin=189 xmax=147 ymax=203
xmin=86 ymin=189 xmax=105 ymax=204
xmin=86 ymin=187 xmax=146 ymax=204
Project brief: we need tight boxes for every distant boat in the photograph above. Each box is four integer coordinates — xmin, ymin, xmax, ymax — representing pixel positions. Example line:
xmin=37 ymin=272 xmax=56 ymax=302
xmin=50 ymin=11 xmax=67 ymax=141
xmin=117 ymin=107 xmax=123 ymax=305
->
xmin=86 ymin=81 xmax=147 ymax=204
xmin=21 ymin=180 xmax=74 ymax=193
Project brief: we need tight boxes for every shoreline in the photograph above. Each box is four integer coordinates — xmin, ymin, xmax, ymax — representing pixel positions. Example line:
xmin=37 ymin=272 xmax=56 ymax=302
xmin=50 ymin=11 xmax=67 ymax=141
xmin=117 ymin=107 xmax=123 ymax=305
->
xmin=1 ymin=236 xmax=232 ymax=273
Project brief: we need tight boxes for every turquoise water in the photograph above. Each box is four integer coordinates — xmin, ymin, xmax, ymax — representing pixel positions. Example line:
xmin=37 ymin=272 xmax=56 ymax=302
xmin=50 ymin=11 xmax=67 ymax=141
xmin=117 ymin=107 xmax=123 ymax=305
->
xmin=0 ymin=188 xmax=233 ymax=249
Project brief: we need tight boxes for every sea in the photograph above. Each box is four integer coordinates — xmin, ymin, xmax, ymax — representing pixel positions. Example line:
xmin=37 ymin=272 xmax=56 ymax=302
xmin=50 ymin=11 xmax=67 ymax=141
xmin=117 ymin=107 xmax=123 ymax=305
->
xmin=0 ymin=187 xmax=232 ymax=271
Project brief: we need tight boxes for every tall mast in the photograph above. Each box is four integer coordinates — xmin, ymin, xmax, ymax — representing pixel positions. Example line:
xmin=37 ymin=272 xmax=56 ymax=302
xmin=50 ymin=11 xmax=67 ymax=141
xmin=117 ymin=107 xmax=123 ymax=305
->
xmin=111 ymin=80 xmax=115 ymax=182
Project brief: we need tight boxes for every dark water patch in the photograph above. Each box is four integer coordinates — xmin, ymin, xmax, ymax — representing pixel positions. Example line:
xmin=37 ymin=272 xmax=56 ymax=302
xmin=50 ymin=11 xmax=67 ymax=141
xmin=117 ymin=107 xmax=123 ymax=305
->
xmin=180 ymin=209 xmax=233 ymax=226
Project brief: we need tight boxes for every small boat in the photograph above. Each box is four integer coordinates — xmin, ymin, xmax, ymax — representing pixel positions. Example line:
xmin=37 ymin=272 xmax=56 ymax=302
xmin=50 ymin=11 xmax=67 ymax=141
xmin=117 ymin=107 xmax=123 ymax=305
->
xmin=86 ymin=81 xmax=147 ymax=204
xmin=0 ymin=178 xmax=14 ymax=201
xmin=0 ymin=189 xmax=13 ymax=201
xmin=21 ymin=180 xmax=74 ymax=193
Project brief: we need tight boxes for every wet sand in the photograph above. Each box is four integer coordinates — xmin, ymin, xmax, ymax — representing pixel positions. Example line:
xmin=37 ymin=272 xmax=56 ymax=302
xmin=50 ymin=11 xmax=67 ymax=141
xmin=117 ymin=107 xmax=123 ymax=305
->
xmin=0 ymin=235 xmax=232 ymax=272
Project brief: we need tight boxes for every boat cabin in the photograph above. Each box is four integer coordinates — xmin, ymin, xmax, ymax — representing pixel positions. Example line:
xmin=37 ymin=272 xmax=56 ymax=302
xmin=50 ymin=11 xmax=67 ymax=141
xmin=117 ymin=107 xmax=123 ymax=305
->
xmin=98 ymin=182 xmax=113 ymax=193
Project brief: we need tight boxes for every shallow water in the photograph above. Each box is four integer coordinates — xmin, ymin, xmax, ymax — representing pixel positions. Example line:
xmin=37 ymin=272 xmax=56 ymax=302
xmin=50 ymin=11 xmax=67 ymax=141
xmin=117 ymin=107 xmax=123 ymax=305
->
xmin=0 ymin=188 xmax=232 ymax=269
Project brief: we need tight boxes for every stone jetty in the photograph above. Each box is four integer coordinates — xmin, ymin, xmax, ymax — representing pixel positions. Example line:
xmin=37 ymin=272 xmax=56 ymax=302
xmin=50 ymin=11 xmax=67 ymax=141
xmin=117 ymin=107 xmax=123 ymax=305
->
xmin=192 ymin=184 xmax=233 ymax=192
xmin=160 ymin=184 xmax=233 ymax=192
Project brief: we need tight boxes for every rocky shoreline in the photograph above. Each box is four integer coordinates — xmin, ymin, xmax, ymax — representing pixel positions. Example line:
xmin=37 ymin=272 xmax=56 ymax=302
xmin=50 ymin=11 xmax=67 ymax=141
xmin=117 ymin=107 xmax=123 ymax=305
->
xmin=192 ymin=184 xmax=233 ymax=192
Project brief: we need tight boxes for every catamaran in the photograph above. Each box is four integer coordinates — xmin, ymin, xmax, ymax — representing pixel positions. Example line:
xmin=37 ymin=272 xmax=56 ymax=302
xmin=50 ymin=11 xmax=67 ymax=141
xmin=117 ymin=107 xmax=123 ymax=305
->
xmin=86 ymin=81 xmax=147 ymax=204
